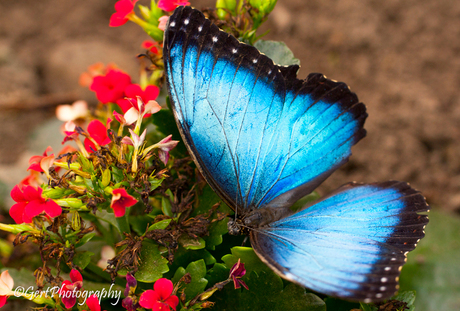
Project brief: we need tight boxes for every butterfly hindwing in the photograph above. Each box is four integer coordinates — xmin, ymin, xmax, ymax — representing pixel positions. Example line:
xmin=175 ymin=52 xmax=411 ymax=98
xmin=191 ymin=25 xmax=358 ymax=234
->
xmin=164 ymin=7 xmax=367 ymax=212
xmin=250 ymin=181 xmax=429 ymax=302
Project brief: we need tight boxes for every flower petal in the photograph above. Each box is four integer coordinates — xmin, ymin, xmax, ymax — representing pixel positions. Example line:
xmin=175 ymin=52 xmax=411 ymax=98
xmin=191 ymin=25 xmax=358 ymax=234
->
xmin=164 ymin=295 xmax=179 ymax=311
xmin=154 ymin=278 xmax=173 ymax=300
xmin=139 ymin=289 xmax=160 ymax=309
xmin=9 ymin=202 xmax=27 ymax=224
xmin=86 ymin=294 xmax=101 ymax=311
xmin=10 ymin=185 xmax=26 ymax=203
xmin=70 ymin=269 xmax=83 ymax=283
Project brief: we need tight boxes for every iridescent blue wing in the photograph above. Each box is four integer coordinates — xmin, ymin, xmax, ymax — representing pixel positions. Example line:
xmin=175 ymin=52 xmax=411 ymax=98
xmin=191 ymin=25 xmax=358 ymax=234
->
xmin=250 ymin=181 xmax=429 ymax=302
xmin=163 ymin=7 xmax=367 ymax=211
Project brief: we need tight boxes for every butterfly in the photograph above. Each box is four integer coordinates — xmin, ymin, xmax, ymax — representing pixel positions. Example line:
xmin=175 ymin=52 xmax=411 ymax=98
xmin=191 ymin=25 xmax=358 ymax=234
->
xmin=163 ymin=6 xmax=429 ymax=302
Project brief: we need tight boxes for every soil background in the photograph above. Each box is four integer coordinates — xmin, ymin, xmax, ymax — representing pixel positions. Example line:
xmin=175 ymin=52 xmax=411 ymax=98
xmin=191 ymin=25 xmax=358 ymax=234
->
xmin=0 ymin=0 xmax=459 ymax=214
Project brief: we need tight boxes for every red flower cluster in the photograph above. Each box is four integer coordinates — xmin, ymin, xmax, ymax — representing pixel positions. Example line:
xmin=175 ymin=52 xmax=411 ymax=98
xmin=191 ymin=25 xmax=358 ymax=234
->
xmin=139 ymin=278 xmax=179 ymax=311
xmin=90 ymin=69 xmax=132 ymax=104
xmin=117 ymin=84 xmax=160 ymax=114
xmin=9 ymin=185 xmax=62 ymax=224
xmin=88 ymin=66 xmax=160 ymax=118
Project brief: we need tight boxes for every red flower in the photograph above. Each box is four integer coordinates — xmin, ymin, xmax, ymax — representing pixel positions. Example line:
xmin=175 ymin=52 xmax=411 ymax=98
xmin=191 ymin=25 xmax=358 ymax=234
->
xmin=139 ymin=278 xmax=179 ymax=311
xmin=90 ymin=69 xmax=131 ymax=104
xmin=79 ymin=63 xmax=116 ymax=87
xmin=59 ymin=269 xmax=83 ymax=309
xmin=111 ymin=188 xmax=137 ymax=217
xmin=9 ymin=185 xmax=62 ymax=224
xmin=158 ymin=0 xmax=190 ymax=12
xmin=110 ymin=0 xmax=138 ymax=27
xmin=229 ymin=259 xmax=248 ymax=290
xmin=84 ymin=119 xmax=112 ymax=153
xmin=117 ymin=84 xmax=160 ymax=115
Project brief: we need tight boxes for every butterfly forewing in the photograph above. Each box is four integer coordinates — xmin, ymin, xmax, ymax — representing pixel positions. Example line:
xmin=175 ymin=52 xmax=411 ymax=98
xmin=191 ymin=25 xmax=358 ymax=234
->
xmin=163 ymin=6 xmax=367 ymax=211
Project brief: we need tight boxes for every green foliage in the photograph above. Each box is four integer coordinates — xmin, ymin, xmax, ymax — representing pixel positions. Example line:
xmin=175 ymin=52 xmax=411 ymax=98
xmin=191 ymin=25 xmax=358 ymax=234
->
xmin=173 ymin=259 xmax=209 ymax=301
xmin=399 ymin=210 xmax=460 ymax=311
xmin=119 ymin=240 xmax=169 ymax=282
xmin=254 ymin=40 xmax=300 ymax=67
xmin=213 ymin=247 xmax=326 ymax=311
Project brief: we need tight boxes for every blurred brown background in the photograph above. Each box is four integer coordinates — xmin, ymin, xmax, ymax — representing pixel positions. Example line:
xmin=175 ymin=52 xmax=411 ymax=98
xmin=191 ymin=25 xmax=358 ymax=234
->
xmin=0 ymin=0 xmax=459 ymax=212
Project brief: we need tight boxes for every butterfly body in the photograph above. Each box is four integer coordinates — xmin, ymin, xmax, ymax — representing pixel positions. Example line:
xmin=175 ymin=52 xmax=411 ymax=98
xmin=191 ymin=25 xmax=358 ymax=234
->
xmin=163 ymin=6 xmax=428 ymax=303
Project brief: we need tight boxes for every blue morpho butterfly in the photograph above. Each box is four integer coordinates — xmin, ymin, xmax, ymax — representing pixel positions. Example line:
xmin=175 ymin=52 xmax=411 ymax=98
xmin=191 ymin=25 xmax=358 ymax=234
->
xmin=163 ymin=6 xmax=429 ymax=302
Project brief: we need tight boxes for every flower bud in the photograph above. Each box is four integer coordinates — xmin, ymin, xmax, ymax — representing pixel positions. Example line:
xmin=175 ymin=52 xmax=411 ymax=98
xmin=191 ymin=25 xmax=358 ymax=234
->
xmin=216 ymin=0 xmax=237 ymax=19
xmin=101 ymin=168 xmax=112 ymax=187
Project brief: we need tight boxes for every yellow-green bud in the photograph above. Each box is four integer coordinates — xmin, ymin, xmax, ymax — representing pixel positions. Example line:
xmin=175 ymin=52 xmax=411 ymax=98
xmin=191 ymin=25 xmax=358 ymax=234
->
xmin=216 ymin=0 xmax=237 ymax=19
xmin=101 ymin=168 xmax=112 ymax=187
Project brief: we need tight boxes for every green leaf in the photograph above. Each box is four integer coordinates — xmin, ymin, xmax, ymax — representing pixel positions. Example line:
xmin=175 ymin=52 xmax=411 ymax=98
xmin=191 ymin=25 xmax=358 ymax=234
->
xmin=324 ymin=297 xmax=360 ymax=311
xmin=254 ymin=40 xmax=300 ymax=66
xmin=212 ymin=270 xmax=325 ymax=311
xmin=161 ymin=191 xmax=173 ymax=217
xmin=221 ymin=247 xmax=271 ymax=275
xmin=75 ymin=232 xmax=96 ymax=248
xmin=359 ymin=302 xmax=377 ymax=311
xmin=290 ymin=191 xmax=321 ymax=212
xmin=392 ymin=291 xmax=416 ymax=311
xmin=129 ymin=240 xmax=169 ymax=282
xmin=399 ymin=210 xmax=460 ymax=311
xmin=148 ymin=219 xmax=172 ymax=231
xmin=193 ymin=185 xmax=233 ymax=216
xmin=205 ymin=263 xmax=230 ymax=286
xmin=170 ymin=247 xmax=216 ymax=271
xmin=172 ymin=259 xmax=208 ymax=301
xmin=204 ymin=217 xmax=228 ymax=250
xmin=178 ymin=235 xmax=206 ymax=250
xmin=151 ymin=107 xmax=187 ymax=157
xmin=73 ymin=251 xmax=94 ymax=269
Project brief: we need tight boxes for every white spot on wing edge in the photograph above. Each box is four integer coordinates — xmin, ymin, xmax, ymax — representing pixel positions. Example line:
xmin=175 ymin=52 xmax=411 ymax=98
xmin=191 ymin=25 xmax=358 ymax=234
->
xmin=381 ymin=277 xmax=388 ymax=283
xmin=363 ymin=298 xmax=372 ymax=303
xmin=212 ymin=36 xmax=218 ymax=42
xmin=184 ymin=19 xmax=189 ymax=25
xmin=198 ymin=26 xmax=203 ymax=31
xmin=170 ymin=21 xmax=176 ymax=27
xmin=384 ymin=267 xmax=391 ymax=271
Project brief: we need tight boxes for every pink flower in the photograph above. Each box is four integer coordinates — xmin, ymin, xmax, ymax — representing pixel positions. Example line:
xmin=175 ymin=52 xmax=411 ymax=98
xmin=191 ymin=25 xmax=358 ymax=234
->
xmin=110 ymin=0 xmax=138 ymax=27
xmin=19 ymin=171 xmax=42 ymax=188
xmin=79 ymin=63 xmax=116 ymax=87
xmin=139 ymin=278 xmax=179 ymax=311
xmin=156 ymin=135 xmax=179 ymax=165
xmin=90 ymin=69 xmax=132 ymax=104
xmin=56 ymin=100 xmax=88 ymax=122
xmin=0 ymin=271 xmax=14 ymax=308
xmin=229 ymin=259 xmax=248 ymax=290
xmin=111 ymin=188 xmax=137 ymax=217
xmin=84 ymin=294 xmax=102 ymax=311
xmin=97 ymin=246 xmax=116 ymax=269
xmin=158 ymin=16 xmax=169 ymax=31
xmin=9 ymin=185 xmax=62 ymax=224
xmin=117 ymin=84 xmax=160 ymax=115
xmin=84 ymin=119 xmax=112 ymax=153
xmin=59 ymin=269 xmax=83 ymax=309
xmin=142 ymin=40 xmax=161 ymax=54
xmin=158 ymin=0 xmax=190 ymax=12
xmin=28 ymin=146 xmax=54 ymax=173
